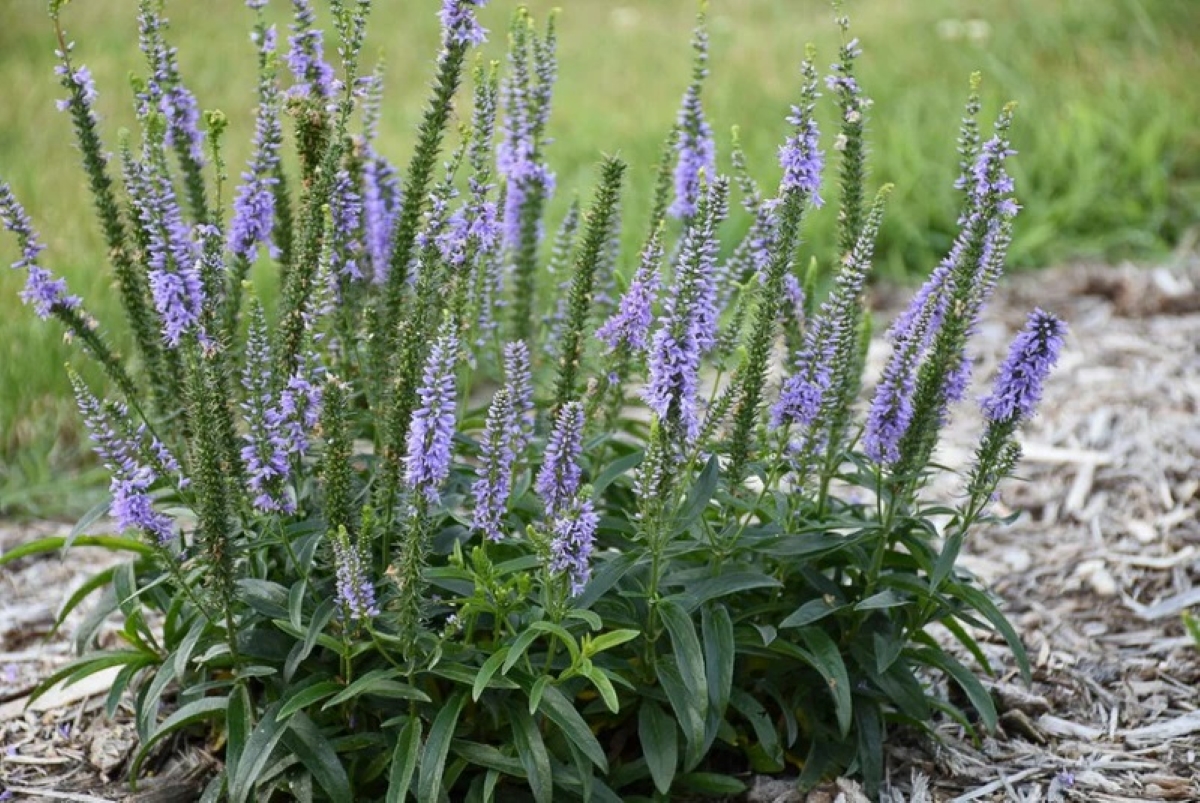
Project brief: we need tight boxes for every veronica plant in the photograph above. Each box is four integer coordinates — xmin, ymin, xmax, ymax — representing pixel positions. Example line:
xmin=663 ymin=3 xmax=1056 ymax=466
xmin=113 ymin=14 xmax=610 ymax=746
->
xmin=3 ymin=1 xmax=1069 ymax=800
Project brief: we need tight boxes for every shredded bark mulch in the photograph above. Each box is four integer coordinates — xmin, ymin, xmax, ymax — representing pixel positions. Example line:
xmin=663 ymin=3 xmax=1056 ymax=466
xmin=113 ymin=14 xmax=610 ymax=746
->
xmin=2 ymin=258 xmax=1198 ymax=802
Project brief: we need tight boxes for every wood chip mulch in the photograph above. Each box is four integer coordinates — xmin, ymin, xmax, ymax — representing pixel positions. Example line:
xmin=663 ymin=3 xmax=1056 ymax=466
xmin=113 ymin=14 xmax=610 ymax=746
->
xmin=2 ymin=259 xmax=1198 ymax=802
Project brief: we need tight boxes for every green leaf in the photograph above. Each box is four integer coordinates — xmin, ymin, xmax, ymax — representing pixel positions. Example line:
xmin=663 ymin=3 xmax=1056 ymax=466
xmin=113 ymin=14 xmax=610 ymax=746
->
xmin=780 ymin=597 xmax=844 ymax=628
xmin=673 ymin=454 xmax=720 ymax=533
xmin=949 ymin=583 xmax=1031 ymax=683
xmin=796 ymin=628 xmax=853 ymax=737
xmin=131 ymin=696 xmax=229 ymax=781
xmin=655 ymin=659 xmax=705 ymax=770
xmin=323 ymin=669 xmax=430 ymax=709
xmin=668 ymin=572 xmax=782 ymax=612
xmin=591 ymin=450 xmax=644 ymax=497
xmin=638 ymin=702 xmax=678 ymax=795
xmin=1184 ymin=611 xmax=1200 ymax=646
xmin=582 ymin=662 xmax=620 ymax=714
xmin=282 ymin=711 xmax=353 ymax=803
xmin=854 ymin=589 xmax=908 ymax=611
xmin=450 ymin=740 xmax=525 ymax=777
xmin=473 ymin=647 xmax=511 ymax=701
xmin=65 ymin=496 xmax=115 ymax=549
xmin=174 ymin=614 xmax=209 ymax=678
xmin=587 ymin=629 xmax=640 ymax=656
xmin=28 ymin=650 xmax=155 ymax=710
xmin=528 ymin=621 xmax=581 ymax=665
xmin=285 ymin=598 xmax=337 ymax=682
xmin=279 ymin=680 xmax=341 ymax=721
xmin=229 ymin=702 xmax=290 ymax=803
xmin=508 ymin=703 xmax=552 ymax=803
xmin=677 ymin=772 xmax=748 ymax=797
xmin=565 ymin=608 xmax=603 ymax=631
xmin=656 ymin=600 xmax=708 ymax=723
xmin=49 ymin=565 xmax=118 ymax=639
xmin=289 ymin=578 xmax=308 ymax=631
xmin=912 ymin=646 xmax=998 ymax=732
xmin=0 ymin=534 xmax=153 ymax=567
xmin=854 ymin=700 xmax=884 ymax=797
xmin=527 ymin=675 xmax=549 ymax=716
xmin=386 ymin=717 xmax=422 ymax=803
xmin=418 ymin=691 xmax=466 ymax=803
xmin=227 ymin=684 xmax=252 ymax=786
xmin=728 ymin=688 xmax=783 ymax=772
xmin=536 ymin=684 xmax=608 ymax=772
xmin=237 ymin=579 xmax=291 ymax=620
xmin=137 ymin=656 xmax=179 ymax=743
xmin=701 ymin=605 xmax=734 ymax=718
xmin=502 ymin=626 xmax=542 ymax=675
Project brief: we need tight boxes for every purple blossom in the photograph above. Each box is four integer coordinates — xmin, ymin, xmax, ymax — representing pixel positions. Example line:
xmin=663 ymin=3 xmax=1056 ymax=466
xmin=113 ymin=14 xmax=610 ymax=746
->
xmin=74 ymin=379 xmax=177 ymax=544
xmin=670 ymin=86 xmax=716 ymax=220
xmin=332 ymin=527 xmax=379 ymax=621
xmin=778 ymin=105 xmax=824 ymax=205
xmin=363 ymin=154 xmax=401 ymax=284
xmin=497 ymin=16 xmax=556 ymax=251
xmin=548 ymin=498 xmax=598 ymax=596
xmin=287 ymin=0 xmax=338 ymax=101
xmin=148 ymin=265 xmax=205 ymax=348
xmin=472 ymin=389 xmax=518 ymax=541
xmin=328 ymin=169 xmax=364 ymax=288
xmin=405 ymin=322 xmax=459 ymax=504
xmin=0 ymin=183 xmax=81 ymax=319
xmin=54 ymin=63 xmax=99 ymax=115
xmin=137 ymin=4 xmax=205 ymax=164
xmin=644 ymin=178 xmax=728 ymax=441
xmin=597 ymin=227 xmax=663 ymax=353
xmin=229 ymin=24 xmax=282 ymax=262
xmin=536 ymin=402 xmax=585 ymax=517
xmin=981 ymin=309 xmax=1065 ymax=424
xmin=669 ymin=15 xmax=715 ymax=219
xmin=503 ymin=340 xmax=535 ymax=454
xmin=440 ymin=0 xmax=490 ymax=49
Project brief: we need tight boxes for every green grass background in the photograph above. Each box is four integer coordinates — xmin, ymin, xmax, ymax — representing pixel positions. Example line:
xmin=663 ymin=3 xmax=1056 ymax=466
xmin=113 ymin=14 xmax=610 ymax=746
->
xmin=1 ymin=0 xmax=1198 ymax=514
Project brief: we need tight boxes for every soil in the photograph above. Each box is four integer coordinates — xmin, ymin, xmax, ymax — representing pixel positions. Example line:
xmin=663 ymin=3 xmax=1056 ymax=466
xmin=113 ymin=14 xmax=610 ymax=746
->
xmin=2 ymin=258 xmax=1199 ymax=802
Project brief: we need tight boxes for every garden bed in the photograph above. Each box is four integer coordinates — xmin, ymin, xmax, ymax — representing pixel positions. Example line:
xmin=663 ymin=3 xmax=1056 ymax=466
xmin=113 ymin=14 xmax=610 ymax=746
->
xmin=2 ymin=259 xmax=1198 ymax=802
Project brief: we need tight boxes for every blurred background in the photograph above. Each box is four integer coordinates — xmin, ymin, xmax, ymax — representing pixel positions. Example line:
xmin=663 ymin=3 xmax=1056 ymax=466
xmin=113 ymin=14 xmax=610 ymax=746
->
xmin=1 ymin=0 xmax=1198 ymax=515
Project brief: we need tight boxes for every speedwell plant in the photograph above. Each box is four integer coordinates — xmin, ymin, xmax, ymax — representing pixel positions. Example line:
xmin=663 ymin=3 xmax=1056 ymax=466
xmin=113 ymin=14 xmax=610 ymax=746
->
xmin=1 ymin=0 xmax=1067 ymax=799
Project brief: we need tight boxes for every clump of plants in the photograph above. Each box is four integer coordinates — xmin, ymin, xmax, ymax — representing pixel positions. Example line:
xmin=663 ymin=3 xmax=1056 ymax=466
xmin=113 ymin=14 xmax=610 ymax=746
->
xmin=1 ymin=0 xmax=1067 ymax=799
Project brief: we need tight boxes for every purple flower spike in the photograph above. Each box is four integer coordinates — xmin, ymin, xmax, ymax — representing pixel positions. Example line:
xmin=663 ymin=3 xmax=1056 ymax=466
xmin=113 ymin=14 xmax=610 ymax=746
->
xmin=137 ymin=3 xmax=206 ymax=164
xmin=287 ymin=0 xmax=338 ymax=102
xmin=0 ymin=183 xmax=80 ymax=319
xmin=981 ymin=309 xmax=1065 ymax=424
xmin=779 ymin=106 xmax=824 ymax=205
xmin=669 ymin=14 xmax=715 ymax=220
xmin=644 ymin=178 xmax=728 ymax=441
xmin=548 ymin=498 xmax=598 ymax=596
xmin=440 ymin=0 xmax=490 ymax=49
xmin=597 ymin=227 xmax=663 ymax=353
xmin=332 ymin=527 xmax=379 ymax=621
xmin=536 ymin=401 xmax=585 ymax=517
xmin=74 ymin=379 xmax=177 ymax=544
xmin=503 ymin=341 xmax=535 ymax=454
xmin=472 ymin=389 xmax=518 ymax=541
xmin=406 ymin=322 xmax=460 ymax=504
xmin=229 ymin=24 xmax=282 ymax=262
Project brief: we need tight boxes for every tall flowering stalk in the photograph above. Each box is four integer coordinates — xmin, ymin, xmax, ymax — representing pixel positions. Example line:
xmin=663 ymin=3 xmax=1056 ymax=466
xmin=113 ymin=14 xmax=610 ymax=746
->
xmin=405 ymin=320 xmax=460 ymax=505
xmin=226 ymin=9 xmax=284 ymax=337
xmin=828 ymin=10 xmax=870 ymax=259
xmin=597 ymin=223 xmax=664 ymax=355
xmin=52 ymin=17 xmax=165 ymax=400
xmin=644 ymin=176 xmax=729 ymax=444
xmin=360 ymin=64 xmax=402 ymax=285
xmin=372 ymin=0 xmax=487 ymax=383
xmin=881 ymin=100 xmax=1020 ymax=484
xmin=504 ymin=340 xmax=535 ymax=455
xmin=725 ymin=53 xmax=824 ymax=482
xmin=669 ymin=3 xmax=716 ymax=220
xmin=552 ymin=157 xmax=626 ymax=408
xmin=536 ymin=401 xmax=585 ymax=518
xmin=500 ymin=8 xmax=557 ymax=342
xmin=472 ymin=389 xmax=518 ymax=541
xmin=136 ymin=0 xmax=208 ymax=224
xmin=548 ymin=498 xmax=598 ymax=597
xmin=73 ymin=375 xmax=180 ymax=545
xmin=331 ymin=525 xmax=379 ymax=622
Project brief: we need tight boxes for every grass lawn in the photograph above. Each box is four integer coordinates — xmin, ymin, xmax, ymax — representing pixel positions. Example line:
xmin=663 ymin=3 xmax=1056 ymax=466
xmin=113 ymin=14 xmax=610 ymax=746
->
xmin=1 ymin=0 xmax=1197 ymax=514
